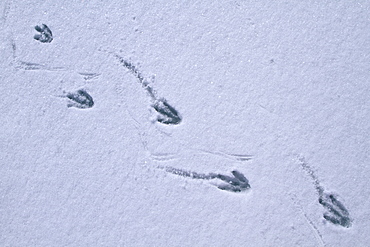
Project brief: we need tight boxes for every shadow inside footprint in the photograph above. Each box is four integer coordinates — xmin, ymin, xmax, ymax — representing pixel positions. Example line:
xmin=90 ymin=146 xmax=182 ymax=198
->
xmin=319 ymin=193 xmax=352 ymax=228
xmin=216 ymin=170 xmax=251 ymax=192
xmin=165 ymin=167 xmax=250 ymax=192
xmin=34 ymin=24 xmax=53 ymax=43
xmin=66 ymin=89 xmax=94 ymax=109
xmin=153 ymin=98 xmax=182 ymax=125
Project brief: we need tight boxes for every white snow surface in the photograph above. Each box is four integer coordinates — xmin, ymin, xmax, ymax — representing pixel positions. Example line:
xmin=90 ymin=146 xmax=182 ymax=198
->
xmin=1 ymin=1 xmax=369 ymax=246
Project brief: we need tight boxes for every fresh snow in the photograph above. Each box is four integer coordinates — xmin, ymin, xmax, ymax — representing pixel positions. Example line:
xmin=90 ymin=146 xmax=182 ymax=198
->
xmin=1 ymin=1 xmax=369 ymax=246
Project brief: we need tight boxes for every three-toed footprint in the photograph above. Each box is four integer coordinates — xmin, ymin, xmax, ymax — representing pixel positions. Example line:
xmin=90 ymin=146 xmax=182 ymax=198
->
xmin=34 ymin=24 xmax=53 ymax=43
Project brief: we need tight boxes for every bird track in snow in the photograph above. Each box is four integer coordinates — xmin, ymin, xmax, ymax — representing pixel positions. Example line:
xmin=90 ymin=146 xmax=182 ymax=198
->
xmin=164 ymin=167 xmax=251 ymax=193
xmin=34 ymin=24 xmax=53 ymax=43
xmin=299 ymin=157 xmax=352 ymax=228
xmin=56 ymin=89 xmax=95 ymax=109
xmin=112 ymin=53 xmax=182 ymax=125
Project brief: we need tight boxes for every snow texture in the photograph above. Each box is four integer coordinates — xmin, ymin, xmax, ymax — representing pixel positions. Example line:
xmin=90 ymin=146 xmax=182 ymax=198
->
xmin=1 ymin=0 xmax=369 ymax=246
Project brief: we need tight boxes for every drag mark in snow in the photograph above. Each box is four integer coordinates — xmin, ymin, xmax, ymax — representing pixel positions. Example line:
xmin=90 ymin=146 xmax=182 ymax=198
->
xmin=115 ymin=56 xmax=146 ymax=86
xmin=299 ymin=158 xmax=324 ymax=196
xmin=1 ymin=0 xmax=11 ymax=24
xmin=197 ymin=149 xmax=253 ymax=162
xmin=299 ymin=157 xmax=352 ymax=228
xmin=65 ymin=89 xmax=94 ymax=109
xmin=34 ymin=24 xmax=53 ymax=43
xmin=164 ymin=167 xmax=250 ymax=192
xmin=113 ymin=54 xmax=182 ymax=125
xmin=290 ymin=194 xmax=325 ymax=247
xmin=78 ymin=72 xmax=101 ymax=81
xmin=15 ymin=61 xmax=65 ymax=71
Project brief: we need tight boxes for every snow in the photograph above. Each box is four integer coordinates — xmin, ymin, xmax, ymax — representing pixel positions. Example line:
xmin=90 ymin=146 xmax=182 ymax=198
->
xmin=1 ymin=0 xmax=369 ymax=246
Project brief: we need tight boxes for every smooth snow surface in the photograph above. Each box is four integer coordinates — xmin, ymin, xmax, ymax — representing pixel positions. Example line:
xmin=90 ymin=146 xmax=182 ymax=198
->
xmin=1 ymin=1 xmax=369 ymax=246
